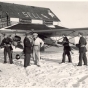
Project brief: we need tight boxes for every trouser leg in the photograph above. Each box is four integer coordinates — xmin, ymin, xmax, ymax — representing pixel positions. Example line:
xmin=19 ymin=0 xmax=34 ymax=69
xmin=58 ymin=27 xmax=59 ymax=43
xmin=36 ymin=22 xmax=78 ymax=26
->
xmin=83 ymin=53 xmax=87 ymax=65
xmin=67 ymin=52 xmax=72 ymax=62
xmin=26 ymin=54 xmax=31 ymax=66
xmin=35 ymin=51 xmax=40 ymax=65
xmin=11 ymin=51 xmax=13 ymax=60
xmin=24 ymin=54 xmax=27 ymax=67
xmin=33 ymin=46 xmax=40 ymax=65
xmin=62 ymin=51 xmax=65 ymax=63
xmin=4 ymin=49 xmax=7 ymax=63
xmin=33 ymin=49 xmax=37 ymax=65
xmin=78 ymin=53 xmax=83 ymax=66
xmin=24 ymin=54 xmax=31 ymax=67
xmin=8 ymin=49 xmax=13 ymax=64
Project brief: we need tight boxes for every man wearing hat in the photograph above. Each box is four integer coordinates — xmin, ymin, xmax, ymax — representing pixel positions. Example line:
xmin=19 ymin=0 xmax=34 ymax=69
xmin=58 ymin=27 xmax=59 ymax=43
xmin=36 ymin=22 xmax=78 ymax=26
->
xmin=61 ymin=34 xmax=72 ymax=63
xmin=32 ymin=33 xmax=44 ymax=67
xmin=76 ymin=32 xmax=87 ymax=66
xmin=1 ymin=34 xmax=13 ymax=64
xmin=23 ymin=33 xmax=32 ymax=68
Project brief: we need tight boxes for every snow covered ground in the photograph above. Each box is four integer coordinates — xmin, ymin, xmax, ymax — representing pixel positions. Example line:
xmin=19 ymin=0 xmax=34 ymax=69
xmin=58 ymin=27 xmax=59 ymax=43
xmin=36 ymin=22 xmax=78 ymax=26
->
xmin=0 ymin=47 xmax=88 ymax=88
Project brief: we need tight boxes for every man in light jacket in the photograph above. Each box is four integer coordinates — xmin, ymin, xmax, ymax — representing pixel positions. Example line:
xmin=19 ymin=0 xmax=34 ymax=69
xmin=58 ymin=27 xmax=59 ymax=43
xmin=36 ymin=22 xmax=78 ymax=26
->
xmin=32 ymin=33 xmax=44 ymax=67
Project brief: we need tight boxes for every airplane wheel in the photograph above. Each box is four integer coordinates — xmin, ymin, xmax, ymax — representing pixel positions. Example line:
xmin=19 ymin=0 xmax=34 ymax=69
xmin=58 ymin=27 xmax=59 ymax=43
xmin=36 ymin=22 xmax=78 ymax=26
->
xmin=16 ymin=54 xmax=20 ymax=60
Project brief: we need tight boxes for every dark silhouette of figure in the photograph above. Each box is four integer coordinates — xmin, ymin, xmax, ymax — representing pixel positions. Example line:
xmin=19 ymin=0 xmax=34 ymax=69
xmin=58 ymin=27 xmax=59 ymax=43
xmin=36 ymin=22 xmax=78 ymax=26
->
xmin=62 ymin=34 xmax=72 ymax=63
xmin=76 ymin=32 xmax=87 ymax=66
xmin=23 ymin=33 xmax=32 ymax=68
xmin=1 ymin=34 xmax=13 ymax=64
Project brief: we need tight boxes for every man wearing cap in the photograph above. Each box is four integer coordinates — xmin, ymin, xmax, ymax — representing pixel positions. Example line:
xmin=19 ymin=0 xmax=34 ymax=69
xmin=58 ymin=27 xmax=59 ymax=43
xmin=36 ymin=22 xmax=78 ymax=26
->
xmin=76 ymin=32 xmax=87 ymax=66
xmin=32 ymin=33 xmax=44 ymax=67
xmin=61 ymin=34 xmax=72 ymax=63
xmin=1 ymin=34 xmax=13 ymax=64
xmin=23 ymin=33 xmax=32 ymax=68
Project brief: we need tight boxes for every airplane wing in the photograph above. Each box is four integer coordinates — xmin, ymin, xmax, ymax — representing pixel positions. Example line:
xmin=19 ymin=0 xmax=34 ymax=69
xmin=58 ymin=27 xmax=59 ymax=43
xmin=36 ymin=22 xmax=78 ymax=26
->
xmin=2 ymin=27 xmax=88 ymax=39
xmin=32 ymin=27 xmax=88 ymax=36
xmin=5 ymin=23 xmax=88 ymax=38
xmin=4 ymin=24 xmax=88 ymax=51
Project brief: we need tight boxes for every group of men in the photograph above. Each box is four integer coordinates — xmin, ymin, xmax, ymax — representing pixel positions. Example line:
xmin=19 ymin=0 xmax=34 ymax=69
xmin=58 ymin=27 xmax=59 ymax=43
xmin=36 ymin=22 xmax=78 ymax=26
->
xmin=0 ymin=32 xmax=87 ymax=68
xmin=23 ymin=33 xmax=44 ymax=67
xmin=1 ymin=33 xmax=44 ymax=68
xmin=59 ymin=32 xmax=87 ymax=66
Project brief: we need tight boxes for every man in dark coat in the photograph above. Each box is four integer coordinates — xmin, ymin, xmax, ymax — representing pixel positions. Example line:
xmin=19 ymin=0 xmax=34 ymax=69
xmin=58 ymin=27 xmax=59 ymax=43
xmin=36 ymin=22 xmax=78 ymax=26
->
xmin=76 ymin=32 xmax=87 ymax=66
xmin=1 ymin=34 xmax=13 ymax=64
xmin=62 ymin=34 xmax=72 ymax=63
xmin=23 ymin=33 xmax=32 ymax=68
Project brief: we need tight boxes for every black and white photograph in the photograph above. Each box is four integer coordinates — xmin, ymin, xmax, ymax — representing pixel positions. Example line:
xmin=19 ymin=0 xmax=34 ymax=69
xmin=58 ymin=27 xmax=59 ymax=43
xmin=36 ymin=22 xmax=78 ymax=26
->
xmin=0 ymin=0 xmax=88 ymax=88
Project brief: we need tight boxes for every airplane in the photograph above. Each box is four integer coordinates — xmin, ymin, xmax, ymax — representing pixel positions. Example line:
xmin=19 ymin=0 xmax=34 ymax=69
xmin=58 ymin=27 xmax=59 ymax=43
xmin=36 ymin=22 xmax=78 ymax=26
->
xmin=1 ymin=24 xmax=88 ymax=51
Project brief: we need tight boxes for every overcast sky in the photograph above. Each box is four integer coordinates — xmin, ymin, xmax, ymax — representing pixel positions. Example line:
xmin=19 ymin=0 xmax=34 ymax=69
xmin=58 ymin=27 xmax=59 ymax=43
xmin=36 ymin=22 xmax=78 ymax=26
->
xmin=0 ymin=0 xmax=88 ymax=28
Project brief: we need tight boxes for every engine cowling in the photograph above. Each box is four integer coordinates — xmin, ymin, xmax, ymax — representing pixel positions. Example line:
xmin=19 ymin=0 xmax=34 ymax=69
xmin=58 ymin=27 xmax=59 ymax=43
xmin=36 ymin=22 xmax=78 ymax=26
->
xmin=13 ymin=35 xmax=21 ymax=41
